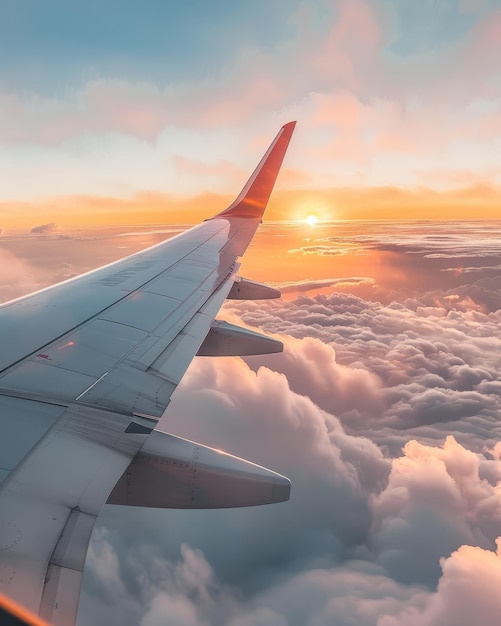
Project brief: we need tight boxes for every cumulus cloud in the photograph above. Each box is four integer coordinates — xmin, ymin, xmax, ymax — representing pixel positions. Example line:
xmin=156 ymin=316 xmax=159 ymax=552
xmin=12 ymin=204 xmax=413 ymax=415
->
xmin=371 ymin=436 xmax=501 ymax=586
xmin=383 ymin=540 xmax=501 ymax=626
xmin=80 ymin=350 xmax=501 ymax=625
xmin=83 ymin=532 xmax=431 ymax=626
xmin=226 ymin=289 xmax=501 ymax=451
xmin=83 ymin=260 xmax=501 ymax=623
xmin=244 ymin=335 xmax=384 ymax=417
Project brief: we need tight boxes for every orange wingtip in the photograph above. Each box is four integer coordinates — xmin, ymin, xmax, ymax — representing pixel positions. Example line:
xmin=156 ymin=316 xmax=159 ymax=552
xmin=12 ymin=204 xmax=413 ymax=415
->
xmin=216 ymin=121 xmax=297 ymax=219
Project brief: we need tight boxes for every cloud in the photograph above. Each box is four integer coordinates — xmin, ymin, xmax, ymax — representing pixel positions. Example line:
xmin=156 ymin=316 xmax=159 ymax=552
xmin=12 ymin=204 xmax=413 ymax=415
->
xmin=0 ymin=0 xmax=500 ymax=616
xmin=80 ymin=381 xmax=501 ymax=624
xmin=371 ymin=436 xmax=501 ymax=585
xmin=0 ymin=235 xmax=86 ymax=302
xmin=81 ymin=268 xmax=501 ymax=622
xmin=224 ymin=279 xmax=501 ymax=454
xmin=83 ymin=528 xmax=501 ymax=626
xmin=243 ymin=335 xmax=384 ymax=418
xmin=0 ymin=248 xmax=47 ymax=302
xmin=277 ymin=277 xmax=376 ymax=295
xmin=287 ymin=245 xmax=348 ymax=256
xmin=1 ymin=219 xmax=497 ymax=626
xmin=315 ymin=221 xmax=501 ymax=260
xmin=30 ymin=221 xmax=57 ymax=234
xmin=76 ymin=324 xmax=400 ymax=621
xmin=383 ymin=540 xmax=501 ymax=626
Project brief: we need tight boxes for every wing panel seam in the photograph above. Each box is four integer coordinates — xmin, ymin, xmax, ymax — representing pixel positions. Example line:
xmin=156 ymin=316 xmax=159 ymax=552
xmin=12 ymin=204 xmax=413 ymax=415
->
xmin=0 ymin=222 xmax=230 ymax=377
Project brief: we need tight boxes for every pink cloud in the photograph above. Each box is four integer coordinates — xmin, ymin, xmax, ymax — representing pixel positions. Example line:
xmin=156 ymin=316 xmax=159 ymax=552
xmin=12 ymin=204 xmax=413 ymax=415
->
xmin=312 ymin=0 xmax=381 ymax=83
xmin=369 ymin=435 xmax=501 ymax=586
xmin=383 ymin=540 xmax=501 ymax=626
xmin=200 ymin=71 xmax=283 ymax=129
xmin=171 ymin=155 xmax=245 ymax=184
xmin=244 ymin=335 xmax=384 ymax=417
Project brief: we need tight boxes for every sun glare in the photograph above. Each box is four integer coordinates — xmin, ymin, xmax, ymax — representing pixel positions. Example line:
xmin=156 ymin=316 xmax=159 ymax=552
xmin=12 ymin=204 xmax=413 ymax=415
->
xmin=305 ymin=214 xmax=318 ymax=226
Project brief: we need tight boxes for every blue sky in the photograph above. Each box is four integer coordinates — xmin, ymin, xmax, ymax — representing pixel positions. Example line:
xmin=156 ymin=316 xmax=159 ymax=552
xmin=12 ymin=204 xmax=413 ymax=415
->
xmin=0 ymin=1 xmax=303 ymax=93
xmin=0 ymin=0 xmax=493 ymax=91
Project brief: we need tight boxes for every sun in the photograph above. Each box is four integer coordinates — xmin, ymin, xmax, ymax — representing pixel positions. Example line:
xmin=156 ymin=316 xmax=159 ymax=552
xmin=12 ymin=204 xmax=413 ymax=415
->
xmin=305 ymin=214 xmax=318 ymax=226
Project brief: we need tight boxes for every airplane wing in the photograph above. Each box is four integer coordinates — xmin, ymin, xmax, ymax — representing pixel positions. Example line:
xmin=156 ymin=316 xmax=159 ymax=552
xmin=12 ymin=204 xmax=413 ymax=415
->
xmin=0 ymin=122 xmax=296 ymax=625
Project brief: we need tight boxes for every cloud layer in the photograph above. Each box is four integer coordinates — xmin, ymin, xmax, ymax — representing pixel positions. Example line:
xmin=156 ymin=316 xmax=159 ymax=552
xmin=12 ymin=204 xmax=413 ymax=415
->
xmin=39 ymin=219 xmax=499 ymax=625
xmin=3 ymin=221 xmax=500 ymax=626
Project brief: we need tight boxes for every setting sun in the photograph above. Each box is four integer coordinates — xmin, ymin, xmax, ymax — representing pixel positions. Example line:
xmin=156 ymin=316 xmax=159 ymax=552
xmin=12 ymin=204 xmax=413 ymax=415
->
xmin=305 ymin=214 xmax=318 ymax=225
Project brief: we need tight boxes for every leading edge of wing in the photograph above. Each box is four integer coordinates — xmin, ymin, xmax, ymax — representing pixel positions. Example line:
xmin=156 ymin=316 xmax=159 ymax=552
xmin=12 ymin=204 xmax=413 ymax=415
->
xmin=214 ymin=121 xmax=296 ymax=220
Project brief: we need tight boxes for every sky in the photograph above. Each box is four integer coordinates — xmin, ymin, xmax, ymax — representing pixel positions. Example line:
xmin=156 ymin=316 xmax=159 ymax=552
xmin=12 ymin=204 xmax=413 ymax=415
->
xmin=0 ymin=0 xmax=500 ymax=227
xmin=2 ymin=1 xmax=501 ymax=625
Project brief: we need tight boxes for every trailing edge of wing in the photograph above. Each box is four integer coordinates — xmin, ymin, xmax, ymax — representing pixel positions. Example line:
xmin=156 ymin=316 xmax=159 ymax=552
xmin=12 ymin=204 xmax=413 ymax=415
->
xmin=215 ymin=121 xmax=296 ymax=220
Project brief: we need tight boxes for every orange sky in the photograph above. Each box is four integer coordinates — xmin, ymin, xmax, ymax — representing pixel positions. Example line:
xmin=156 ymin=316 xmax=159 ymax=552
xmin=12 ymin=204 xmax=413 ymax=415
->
xmin=3 ymin=219 xmax=495 ymax=308
xmin=2 ymin=183 xmax=501 ymax=230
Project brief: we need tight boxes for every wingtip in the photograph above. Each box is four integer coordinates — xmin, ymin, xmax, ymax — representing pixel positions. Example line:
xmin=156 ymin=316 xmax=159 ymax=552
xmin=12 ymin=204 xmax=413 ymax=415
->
xmin=214 ymin=121 xmax=296 ymax=220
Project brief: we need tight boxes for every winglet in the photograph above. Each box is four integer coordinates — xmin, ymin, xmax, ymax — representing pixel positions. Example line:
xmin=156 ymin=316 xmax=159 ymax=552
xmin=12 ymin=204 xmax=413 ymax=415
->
xmin=215 ymin=121 xmax=296 ymax=219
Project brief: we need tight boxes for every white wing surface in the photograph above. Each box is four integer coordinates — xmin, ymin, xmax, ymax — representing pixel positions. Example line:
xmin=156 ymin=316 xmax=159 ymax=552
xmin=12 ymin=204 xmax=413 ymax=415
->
xmin=0 ymin=122 xmax=296 ymax=625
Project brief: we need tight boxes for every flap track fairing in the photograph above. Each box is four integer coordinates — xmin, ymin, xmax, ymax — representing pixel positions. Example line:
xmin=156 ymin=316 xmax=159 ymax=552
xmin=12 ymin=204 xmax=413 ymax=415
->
xmin=228 ymin=277 xmax=281 ymax=300
xmin=107 ymin=429 xmax=291 ymax=509
xmin=197 ymin=320 xmax=283 ymax=356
